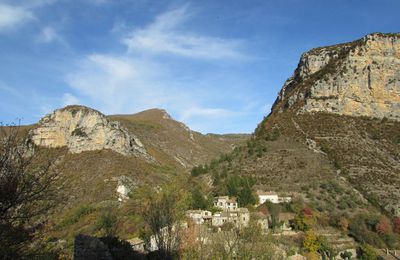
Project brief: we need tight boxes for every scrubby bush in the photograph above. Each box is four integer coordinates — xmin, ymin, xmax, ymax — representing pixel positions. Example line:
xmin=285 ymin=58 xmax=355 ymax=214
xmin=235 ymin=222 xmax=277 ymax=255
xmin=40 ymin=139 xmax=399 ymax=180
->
xmin=226 ymin=176 xmax=256 ymax=206
xmin=190 ymin=164 xmax=208 ymax=177
xmin=376 ymin=216 xmax=391 ymax=235
xmin=357 ymin=244 xmax=378 ymax=260
xmin=348 ymin=214 xmax=385 ymax=248
xmin=71 ymin=127 xmax=88 ymax=137
xmin=58 ymin=205 xmax=96 ymax=228
xmin=96 ymin=210 xmax=118 ymax=237
xmin=393 ymin=217 xmax=400 ymax=234
xmin=190 ymin=188 xmax=212 ymax=210
xmin=340 ymin=250 xmax=352 ymax=260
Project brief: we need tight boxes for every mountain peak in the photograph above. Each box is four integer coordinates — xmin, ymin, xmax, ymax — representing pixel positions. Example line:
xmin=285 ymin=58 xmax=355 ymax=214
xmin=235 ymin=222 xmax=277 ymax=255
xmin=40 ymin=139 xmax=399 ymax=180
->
xmin=30 ymin=106 xmax=154 ymax=161
xmin=58 ymin=104 xmax=102 ymax=115
xmin=124 ymin=108 xmax=174 ymax=121
xmin=272 ymin=32 xmax=400 ymax=121
xmin=142 ymin=108 xmax=172 ymax=119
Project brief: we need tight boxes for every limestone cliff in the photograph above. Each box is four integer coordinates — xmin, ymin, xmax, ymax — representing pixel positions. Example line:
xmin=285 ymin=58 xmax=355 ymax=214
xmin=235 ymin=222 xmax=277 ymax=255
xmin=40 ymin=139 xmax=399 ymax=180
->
xmin=273 ymin=32 xmax=400 ymax=120
xmin=256 ymin=33 xmax=400 ymax=215
xmin=30 ymin=105 xmax=154 ymax=161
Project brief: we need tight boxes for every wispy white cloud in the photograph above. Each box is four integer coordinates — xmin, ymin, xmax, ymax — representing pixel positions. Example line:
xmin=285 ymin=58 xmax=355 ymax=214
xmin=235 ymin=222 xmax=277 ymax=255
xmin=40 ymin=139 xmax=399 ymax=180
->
xmin=37 ymin=26 xmax=66 ymax=44
xmin=0 ymin=1 xmax=57 ymax=32
xmin=64 ymin=6 xmax=260 ymax=133
xmin=123 ymin=5 xmax=247 ymax=60
xmin=0 ymin=4 xmax=34 ymax=31
xmin=66 ymin=53 xmax=169 ymax=113
xmin=66 ymin=51 xmax=241 ymax=129
xmin=88 ymin=54 xmax=138 ymax=80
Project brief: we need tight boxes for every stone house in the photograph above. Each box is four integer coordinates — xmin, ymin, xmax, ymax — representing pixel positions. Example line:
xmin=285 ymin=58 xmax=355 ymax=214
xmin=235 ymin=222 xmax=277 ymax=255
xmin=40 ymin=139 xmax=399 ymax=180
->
xmin=211 ymin=211 xmax=229 ymax=227
xmin=214 ymin=196 xmax=238 ymax=211
xmin=186 ymin=210 xmax=212 ymax=225
xmin=252 ymin=212 xmax=269 ymax=233
xmin=278 ymin=213 xmax=295 ymax=231
xmin=212 ymin=208 xmax=250 ymax=228
xmin=148 ymin=222 xmax=188 ymax=252
xmin=232 ymin=208 xmax=250 ymax=227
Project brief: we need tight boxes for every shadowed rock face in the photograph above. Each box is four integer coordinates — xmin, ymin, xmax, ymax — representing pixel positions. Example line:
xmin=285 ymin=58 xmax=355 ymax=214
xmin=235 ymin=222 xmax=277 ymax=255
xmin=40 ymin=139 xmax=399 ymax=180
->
xmin=74 ymin=234 xmax=112 ymax=260
xmin=30 ymin=106 xmax=155 ymax=162
xmin=273 ymin=33 xmax=400 ymax=120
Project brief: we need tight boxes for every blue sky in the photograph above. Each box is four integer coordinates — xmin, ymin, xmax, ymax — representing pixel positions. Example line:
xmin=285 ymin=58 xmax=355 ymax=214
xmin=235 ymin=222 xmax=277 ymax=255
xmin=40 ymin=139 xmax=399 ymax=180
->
xmin=0 ymin=0 xmax=399 ymax=133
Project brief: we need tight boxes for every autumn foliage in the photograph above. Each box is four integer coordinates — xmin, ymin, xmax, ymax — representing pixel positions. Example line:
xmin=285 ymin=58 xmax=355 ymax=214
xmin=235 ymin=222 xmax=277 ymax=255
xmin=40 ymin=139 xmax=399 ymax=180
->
xmin=393 ymin=217 xmax=400 ymax=234
xmin=303 ymin=207 xmax=313 ymax=217
xmin=376 ymin=216 xmax=391 ymax=235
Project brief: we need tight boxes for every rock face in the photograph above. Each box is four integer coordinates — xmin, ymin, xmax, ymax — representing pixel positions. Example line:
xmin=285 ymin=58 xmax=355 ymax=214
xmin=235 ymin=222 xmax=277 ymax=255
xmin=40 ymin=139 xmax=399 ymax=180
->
xmin=30 ymin=106 xmax=154 ymax=161
xmin=260 ymin=33 xmax=400 ymax=215
xmin=273 ymin=33 xmax=400 ymax=120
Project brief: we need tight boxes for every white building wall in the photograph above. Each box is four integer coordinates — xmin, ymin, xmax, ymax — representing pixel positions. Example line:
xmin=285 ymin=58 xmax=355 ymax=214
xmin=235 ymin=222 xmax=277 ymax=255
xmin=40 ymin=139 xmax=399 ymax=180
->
xmin=214 ymin=197 xmax=238 ymax=211
xmin=259 ymin=194 xmax=279 ymax=204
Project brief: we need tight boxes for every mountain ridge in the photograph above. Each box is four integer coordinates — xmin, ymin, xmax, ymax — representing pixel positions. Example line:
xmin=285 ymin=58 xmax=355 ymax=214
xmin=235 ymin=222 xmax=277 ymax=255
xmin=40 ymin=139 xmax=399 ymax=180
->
xmin=195 ymin=32 xmax=400 ymax=218
xmin=272 ymin=32 xmax=400 ymax=120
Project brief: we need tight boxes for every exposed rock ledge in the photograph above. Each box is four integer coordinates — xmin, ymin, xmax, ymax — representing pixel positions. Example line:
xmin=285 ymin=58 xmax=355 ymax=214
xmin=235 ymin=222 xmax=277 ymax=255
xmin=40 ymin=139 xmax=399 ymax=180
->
xmin=30 ymin=105 xmax=155 ymax=161
xmin=272 ymin=32 xmax=400 ymax=121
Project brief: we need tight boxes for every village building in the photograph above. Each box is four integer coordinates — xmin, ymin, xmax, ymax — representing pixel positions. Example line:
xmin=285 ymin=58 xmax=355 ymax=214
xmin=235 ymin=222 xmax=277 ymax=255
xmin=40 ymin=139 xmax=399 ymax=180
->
xmin=186 ymin=210 xmax=212 ymax=225
xmin=211 ymin=211 xmax=228 ymax=227
xmin=212 ymin=208 xmax=250 ymax=228
xmin=278 ymin=212 xmax=295 ymax=231
xmin=148 ymin=222 xmax=188 ymax=252
xmin=256 ymin=190 xmax=292 ymax=205
xmin=278 ymin=196 xmax=292 ymax=203
xmin=214 ymin=196 xmax=238 ymax=211
xmin=256 ymin=191 xmax=279 ymax=204
xmin=252 ymin=212 xmax=269 ymax=233
xmin=232 ymin=208 xmax=250 ymax=227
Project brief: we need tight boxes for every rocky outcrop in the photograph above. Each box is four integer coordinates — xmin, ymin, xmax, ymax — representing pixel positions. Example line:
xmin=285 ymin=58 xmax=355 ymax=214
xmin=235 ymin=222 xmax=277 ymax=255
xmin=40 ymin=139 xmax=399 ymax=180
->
xmin=30 ymin=106 xmax=154 ymax=161
xmin=273 ymin=33 xmax=400 ymax=120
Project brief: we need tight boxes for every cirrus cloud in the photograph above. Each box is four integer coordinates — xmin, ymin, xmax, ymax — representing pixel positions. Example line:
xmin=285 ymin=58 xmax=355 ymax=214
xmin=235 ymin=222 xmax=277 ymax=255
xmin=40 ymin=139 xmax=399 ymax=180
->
xmin=0 ymin=4 xmax=34 ymax=31
xmin=122 ymin=5 xmax=248 ymax=60
xmin=64 ymin=5 xmax=263 ymax=133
